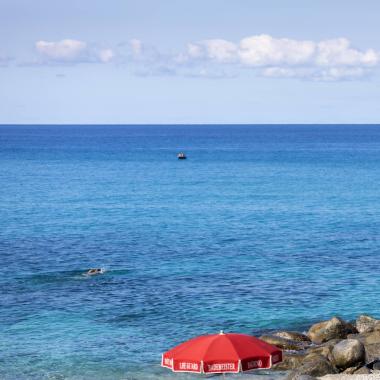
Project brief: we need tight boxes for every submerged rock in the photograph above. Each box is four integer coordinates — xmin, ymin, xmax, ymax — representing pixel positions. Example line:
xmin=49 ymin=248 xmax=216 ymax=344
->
xmin=356 ymin=315 xmax=380 ymax=334
xmin=331 ymin=339 xmax=365 ymax=369
xmin=308 ymin=317 xmax=357 ymax=344
xmin=274 ymin=331 xmax=311 ymax=343
xmin=259 ymin=334 xmax=306 ymax=350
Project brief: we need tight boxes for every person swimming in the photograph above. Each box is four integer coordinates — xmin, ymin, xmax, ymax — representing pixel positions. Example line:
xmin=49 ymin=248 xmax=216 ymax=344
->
xmin=85 ymin=268 xmax=104 ymax=276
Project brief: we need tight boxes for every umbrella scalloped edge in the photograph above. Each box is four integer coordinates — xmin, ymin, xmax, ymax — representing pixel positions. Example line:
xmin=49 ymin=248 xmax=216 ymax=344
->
xmin=161 ymin=352 xmax=283 ymax=374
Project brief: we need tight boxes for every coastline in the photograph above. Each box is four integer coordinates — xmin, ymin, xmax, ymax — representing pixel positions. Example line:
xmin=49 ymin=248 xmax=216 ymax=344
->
xmin=319 ymin=376 xmax=380 ymax=380
xmin=265 ymin=314 xmax=380 ymax=380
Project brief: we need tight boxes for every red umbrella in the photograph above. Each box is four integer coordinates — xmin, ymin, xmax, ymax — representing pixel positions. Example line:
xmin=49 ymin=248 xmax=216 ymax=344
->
xmin=162 ymin=331 xmax=282 ymax=375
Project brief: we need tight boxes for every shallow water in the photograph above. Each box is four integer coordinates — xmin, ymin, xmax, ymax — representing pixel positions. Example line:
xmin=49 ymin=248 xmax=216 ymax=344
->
xmin=1 ymin=124 xmax=380 ymax=379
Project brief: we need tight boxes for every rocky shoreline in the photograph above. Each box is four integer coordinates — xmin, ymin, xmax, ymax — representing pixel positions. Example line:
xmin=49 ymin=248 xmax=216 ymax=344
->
xmin=261 ymin=315 xmax=380 ymax=379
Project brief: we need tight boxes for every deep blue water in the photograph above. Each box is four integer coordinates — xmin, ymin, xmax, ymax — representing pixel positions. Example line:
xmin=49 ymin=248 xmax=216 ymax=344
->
xmin=1 ymin=124 xmax=380 ymax=379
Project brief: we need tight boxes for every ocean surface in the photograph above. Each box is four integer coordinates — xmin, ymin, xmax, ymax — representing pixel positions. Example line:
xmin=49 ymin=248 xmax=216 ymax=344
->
xmin=1 ymin=124 xmax=380 ymax=379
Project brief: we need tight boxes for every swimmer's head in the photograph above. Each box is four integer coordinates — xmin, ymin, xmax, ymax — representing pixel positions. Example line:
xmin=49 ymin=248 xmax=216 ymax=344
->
xmin=86 ymin=268 xmax=104 ymax=275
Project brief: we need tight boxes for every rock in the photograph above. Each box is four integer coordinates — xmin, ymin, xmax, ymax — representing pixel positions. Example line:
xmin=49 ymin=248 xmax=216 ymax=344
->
xmin=286 ymin=354 xmax=337 ymax=379
xmin=306 ymin=339 xmax=342 ymax=361
xmin=288 ymin=375 xmax=317 ymax=380
xmin=367 ymin=359 xmax=380 ymax=370
xmin=364 ymin=343 xmax=380 ymax=363
xmin=332 ymin=339 xmax=365 ymax=369
xmin=274 ymin=331 xmax=311 ymax=343
xmin=348 ymin=330 xmax=380 ymax=345
xmin=347 ymin=330 xmax=380 ymax=363
xmin=308 ymin=317 xmax=357 ymax=344
xmin=259 ymin=334 xmax=305 ymax=350
xmin=272 ymin=352 xmax=307 ymax=370
xmin=354 ymin=365 xmax=372 ymax=374
xmin=373 ymin=361 xmax=380 ymax=371
xmin=343 ymin=365 xmax=361 ymax=374
xmin=356 ymin=315 xmax=380 ymax=334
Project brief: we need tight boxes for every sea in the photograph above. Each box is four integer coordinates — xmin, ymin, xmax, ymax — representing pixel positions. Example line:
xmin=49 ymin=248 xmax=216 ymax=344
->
xmin=1 ymin=124 xmax=380 ymax=379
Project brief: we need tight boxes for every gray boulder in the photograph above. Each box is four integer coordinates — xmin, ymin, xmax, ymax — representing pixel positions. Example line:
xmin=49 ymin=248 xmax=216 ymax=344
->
xmin=272 ymin=352 xmax=307 ymax=371
xmin=364 ymin=343 xmax=380 ymax=363
xmin=354 ymin=365 xmax=372 ymax=374
xmin=367 ymin=359 xmax=380 ymax=370
xmin=287 ymin=375 xmax=318 ymax=380
xmin=306 ymin=339 xmax=341 ymax=362
xmin=332 ymin=339 xmax=365 ymax=369
xmin=259 ymin=334 xmax=305 ymax=350
xmin=356 ymin=315 xmax=380 ymax=334
xmin=343 ymin=365 xmax=361 ymax=374
xmin=347 ymin=330 xmax=380 ymax=363
xmin=286 ymin=353 xmax=337 ymax=379
xmin=373 ymin=361 xmax=380 ymax=371
xmin=348 ymin=329 xmax=380 ymax=345
xmin=308 ymin=316 xmax=357 ymax=344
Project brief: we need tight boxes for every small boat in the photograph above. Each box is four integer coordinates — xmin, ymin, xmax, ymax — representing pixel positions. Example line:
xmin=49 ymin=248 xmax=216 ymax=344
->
xmin=177 ymin=152 xmax=187 ymax=160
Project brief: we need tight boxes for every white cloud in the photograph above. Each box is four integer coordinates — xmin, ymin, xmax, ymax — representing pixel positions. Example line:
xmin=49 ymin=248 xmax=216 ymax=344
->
xmin=262 ymin=66 xmax=369 ymax=81
xmin=36 ymin=39 xmax=87 ymax=61
xmin=239 ymin=34 xmax=315 ymax=66
xmin=31 ymin=35 xmax=378 ymax=81
xmin=35 ymin=39 xmax=114 ymax=64
xmin=262 ymin=67 xmax=301 ymax=78
xmin=201 ymin=39 xmax=238 ymax=62
xmin=317 ymin=67 xmax=367 ymax=81
xmin=229 ymin=35 xmax=378 ymax=70
xmin=172 ymin=34 xmax=380 ymax=80
xmin=98 ymin=49 xmax=114 ymax=63
xmin=187 ymin=43 xmax=203 ymax=59
xmin=316 ymin=38 xmax=378 ymax=67
xmin=130 ymin=39 xmax=143 ymax=57
xmin=183 ymin=39 xmax=237 ymax=63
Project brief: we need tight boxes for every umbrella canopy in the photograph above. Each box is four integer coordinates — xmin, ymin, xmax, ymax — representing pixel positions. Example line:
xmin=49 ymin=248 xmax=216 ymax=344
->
xmin=162 ymin=331 xmax=282 ymax=374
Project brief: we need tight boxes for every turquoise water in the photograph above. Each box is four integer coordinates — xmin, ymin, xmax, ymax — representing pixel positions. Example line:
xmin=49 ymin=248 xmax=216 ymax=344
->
xmin=1 ymin=124 xmax=380 ymax=379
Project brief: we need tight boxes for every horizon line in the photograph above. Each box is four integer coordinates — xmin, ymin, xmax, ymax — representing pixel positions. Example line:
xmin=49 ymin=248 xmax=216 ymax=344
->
xmin=1 ymin=123 xmax=380 ymax=126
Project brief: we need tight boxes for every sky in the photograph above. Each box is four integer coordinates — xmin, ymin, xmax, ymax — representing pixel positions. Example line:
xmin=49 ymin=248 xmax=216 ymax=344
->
xmin=1 ymin=0 xmax=380 ymax=124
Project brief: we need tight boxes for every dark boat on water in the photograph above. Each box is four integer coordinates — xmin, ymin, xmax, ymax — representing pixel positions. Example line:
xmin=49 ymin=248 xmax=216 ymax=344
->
xmin=177 ymin=152 xmax=187 ymax=160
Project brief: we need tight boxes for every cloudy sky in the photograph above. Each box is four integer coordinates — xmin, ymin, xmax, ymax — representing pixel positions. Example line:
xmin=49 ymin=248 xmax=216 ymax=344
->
xmin=1 ymin=0 xmax=380 ymax=124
